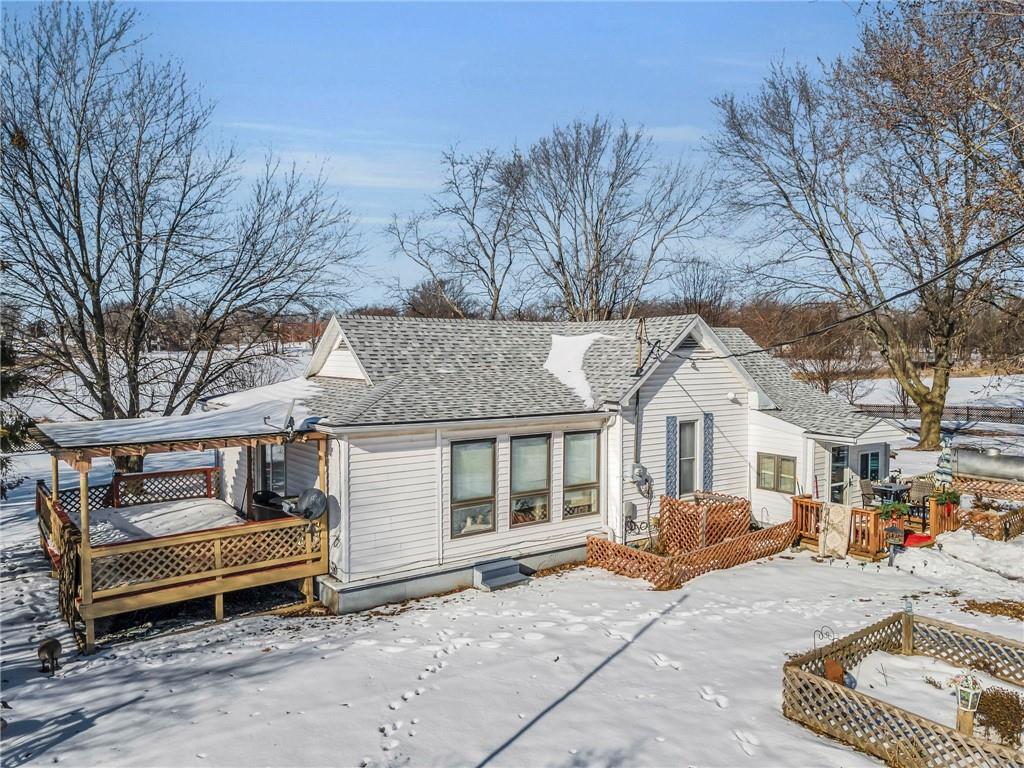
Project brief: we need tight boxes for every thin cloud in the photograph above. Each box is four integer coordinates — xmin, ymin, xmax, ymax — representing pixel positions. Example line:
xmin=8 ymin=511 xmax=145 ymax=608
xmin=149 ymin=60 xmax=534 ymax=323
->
xmin=240 ymin=148 xmax=441 ymax=192
xmin=646 ymin=124 xmax=707 ymax=144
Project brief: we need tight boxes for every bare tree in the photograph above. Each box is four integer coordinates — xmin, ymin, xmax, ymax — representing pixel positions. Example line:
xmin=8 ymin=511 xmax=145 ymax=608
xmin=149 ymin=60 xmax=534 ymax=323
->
xmin=710 ymin=2 xmax=1024 ymax=448
xmin=397 ymin=278 xmax=480 ymax=319
xmin=1 ymin=2 xmax=359 ymax=467
xmin=515 ymin=116 xmax=715 ymax=321
xmin=388 ymin=148 xmax=525 ymax=320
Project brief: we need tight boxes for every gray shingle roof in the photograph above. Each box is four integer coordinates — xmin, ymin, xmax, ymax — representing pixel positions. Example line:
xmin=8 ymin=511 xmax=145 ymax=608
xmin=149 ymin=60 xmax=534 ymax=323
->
xmin=308 ymin=315 xmax=694 ymax=427
xmin=713 ymin=327 xmax=884 ymax=438
xmin=301 ymin=315 xmax=886 ymax=437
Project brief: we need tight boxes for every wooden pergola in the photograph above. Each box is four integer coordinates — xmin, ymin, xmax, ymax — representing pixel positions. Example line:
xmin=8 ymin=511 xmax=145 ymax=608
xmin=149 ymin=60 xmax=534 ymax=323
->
xmin=32 ymin=418 xmax=331 ymax=653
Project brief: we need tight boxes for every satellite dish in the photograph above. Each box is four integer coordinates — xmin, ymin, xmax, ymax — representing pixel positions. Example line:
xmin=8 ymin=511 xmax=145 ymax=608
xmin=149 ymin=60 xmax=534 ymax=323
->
xmin=294 ymin=488 xmax=328 ymax=520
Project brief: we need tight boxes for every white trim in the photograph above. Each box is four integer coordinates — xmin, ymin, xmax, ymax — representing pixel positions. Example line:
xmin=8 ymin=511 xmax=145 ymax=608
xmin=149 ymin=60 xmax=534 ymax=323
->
xmin=322 ymin=411 xmax=614 ymax=438
xmin=676 ymin=414 xmax=703 ymax=497
xmin=339 ymin=435 xmax=351 ymax=582
xmin=304 ymin=314 xmax=342 ymax=378
xmin=435 ymin=429 xmax=443 ymax=566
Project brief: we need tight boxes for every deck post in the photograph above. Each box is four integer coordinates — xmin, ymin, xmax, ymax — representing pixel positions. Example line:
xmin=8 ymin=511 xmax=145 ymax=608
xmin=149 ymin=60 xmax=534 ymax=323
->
xmin=901 ymin=611 xmax=914 ymax=655
xmin=50 ymin=456 xmax=59 ymax=502
xmin=76 ymin=459 xmax=95 ymax=653
xmin=318 ymin=437 xmax=327 ymax=491
xmin=213 ymin=539 xmax=224 ymax=621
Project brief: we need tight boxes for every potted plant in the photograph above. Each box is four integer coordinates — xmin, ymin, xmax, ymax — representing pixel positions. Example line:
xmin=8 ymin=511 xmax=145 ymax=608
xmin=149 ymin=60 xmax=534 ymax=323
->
xmin=879 ymin=501 xmax=909 ymax=521
xmin=934 ymin=488 xmax=961 ymax=512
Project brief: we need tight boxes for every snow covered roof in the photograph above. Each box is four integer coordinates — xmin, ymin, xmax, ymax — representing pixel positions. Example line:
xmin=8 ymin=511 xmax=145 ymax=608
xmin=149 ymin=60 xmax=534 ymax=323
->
xmin=36 ymin=377 xmax=323 ymax=451
xmin=713 ymin=328 xmax=891 ymax=439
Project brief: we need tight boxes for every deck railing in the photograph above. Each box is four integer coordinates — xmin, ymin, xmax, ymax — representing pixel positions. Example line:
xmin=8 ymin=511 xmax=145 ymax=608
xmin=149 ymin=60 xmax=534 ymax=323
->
xmin=35 ymin=463 xmax=328 ymax=652
xmin=791 ymin=496 xmax=901 ymax=559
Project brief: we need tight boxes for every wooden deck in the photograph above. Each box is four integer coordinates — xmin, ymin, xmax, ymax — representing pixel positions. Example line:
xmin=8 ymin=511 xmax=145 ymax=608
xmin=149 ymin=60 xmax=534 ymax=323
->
xmin=35 ymin=462 xmax=329 ymax=652
xmin=790 ymin=496 xmax=964 ymax=561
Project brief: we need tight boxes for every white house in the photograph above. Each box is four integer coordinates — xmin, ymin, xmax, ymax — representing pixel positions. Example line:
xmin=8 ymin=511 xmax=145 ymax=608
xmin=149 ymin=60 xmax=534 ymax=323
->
xmin=206 ymin=314 xmax=905 ymax=612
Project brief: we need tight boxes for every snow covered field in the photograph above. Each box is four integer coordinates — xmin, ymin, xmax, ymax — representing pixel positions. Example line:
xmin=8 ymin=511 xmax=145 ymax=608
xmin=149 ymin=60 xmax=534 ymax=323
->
xmin=2 ymin=454 xmax=1022 ymax=768
xmin=855 ymin=374 xmax=1024 ymax=408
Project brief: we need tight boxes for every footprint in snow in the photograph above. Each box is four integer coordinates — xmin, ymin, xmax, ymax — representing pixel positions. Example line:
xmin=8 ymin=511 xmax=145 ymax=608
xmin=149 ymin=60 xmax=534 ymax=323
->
xmin=380 ymin=646 xmax=406 ymax=654
xmin=532 ymin=621 xmax=556 ymax=628
xmin=564 ymin=624 xmax=588 ymax=633
xmin=699 ymin=686 xmax=730 ymax=709
xmin=381 ymin=739 xmax=400 ymax=752
xmin=478 ymin=641 xmax=502 ymax=649
xmin=489 ymin=632 xmax=512 ymax=640
xmin=522 ymin=632 xmax=545 ymax=641
xmin=733 ymin=729 xmax=760 ymax=756
xmin=650 ymin=653 xmax=681 ymax=670
xmin=355 ymin=639 xmax=378 ymax=646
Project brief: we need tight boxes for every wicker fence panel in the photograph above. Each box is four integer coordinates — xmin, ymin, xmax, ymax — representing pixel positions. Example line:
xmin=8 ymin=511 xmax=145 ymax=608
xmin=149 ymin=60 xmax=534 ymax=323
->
xmin=782 ymin=666 xmax=1023 ymax=767
xmin=954 ymin=476 xmax=1024 ymax=503
xmin=967 ymin=509 xmax=1024 ymax=542
xmin=657 ymin=493 xmax=751 ymax=555
xmin=668 ymin=521 xmax=796 ymax=586
xmin=588 ymin=519 xmax=795 ymax=591
xmin=790 ymin=614 xmax=904 ymax=677
xmin=92 ymin=539 xmax=218 ymax=592
xmin=115 ymin=468 xmax=219 ymax=507
xmin=912 ymin=617 xmax=1024 ymax=687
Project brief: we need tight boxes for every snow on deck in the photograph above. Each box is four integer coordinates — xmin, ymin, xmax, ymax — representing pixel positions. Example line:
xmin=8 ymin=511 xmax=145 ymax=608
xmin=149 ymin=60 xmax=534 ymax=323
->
xmin=66 ymin=498 xmax=244 ymax=546
xmin=36 ymin=377 xmax=322 ymax=449
xmin=2 ymin=453 xmax=1022 ymax=767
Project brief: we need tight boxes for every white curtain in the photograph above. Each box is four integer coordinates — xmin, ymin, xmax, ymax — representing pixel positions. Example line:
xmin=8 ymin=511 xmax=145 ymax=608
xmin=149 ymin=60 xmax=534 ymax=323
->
xmin=511 ymin=436 xmax=549 ymax=493
xmin=564 ymin=432 xmax=597 ymax=486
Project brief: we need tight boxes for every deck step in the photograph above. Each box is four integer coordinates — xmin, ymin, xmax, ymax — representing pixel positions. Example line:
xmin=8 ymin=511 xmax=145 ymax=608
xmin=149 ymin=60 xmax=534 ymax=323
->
xmin=473 ymin=558 xmax=529 ymax=591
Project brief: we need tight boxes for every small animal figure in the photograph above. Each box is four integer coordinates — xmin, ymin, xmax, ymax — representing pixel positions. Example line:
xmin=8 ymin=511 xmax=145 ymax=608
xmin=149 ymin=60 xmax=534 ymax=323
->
xmin=37 ymin=637 xmax=62 ymax=676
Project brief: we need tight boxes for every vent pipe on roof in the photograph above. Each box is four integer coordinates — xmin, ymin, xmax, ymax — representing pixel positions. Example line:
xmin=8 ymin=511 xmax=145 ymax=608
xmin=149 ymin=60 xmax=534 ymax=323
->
xmin=634 ymin=318 xmax=647 ymax=376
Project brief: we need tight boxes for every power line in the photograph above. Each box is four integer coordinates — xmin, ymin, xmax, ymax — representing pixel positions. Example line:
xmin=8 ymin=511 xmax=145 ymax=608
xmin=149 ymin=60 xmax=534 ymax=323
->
xmin=645 ymin=223 xmax=1024 ymax=365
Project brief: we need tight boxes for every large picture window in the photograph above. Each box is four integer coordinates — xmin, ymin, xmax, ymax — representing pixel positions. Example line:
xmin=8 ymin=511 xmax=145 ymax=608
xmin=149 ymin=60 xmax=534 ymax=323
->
xmin=756 ymin=452 xmax=797 ymax=494
xmin=678 ymin=420 xmax=698 ymax=496
xmin=451 ymin=439 xmax=496 ymax=538
xmin=510 ymin=435 xmax=551 ymax=527
xmin=261 ymin=444 xmax=286 ymax=494
xmin=563 ymin=431 xmax=599 ymax=519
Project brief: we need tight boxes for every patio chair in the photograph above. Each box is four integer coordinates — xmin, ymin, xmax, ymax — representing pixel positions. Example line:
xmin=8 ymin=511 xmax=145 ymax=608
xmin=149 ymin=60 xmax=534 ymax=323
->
xmin=859 ymin=479 xmax=878 ymax=508
xmin=908 ymin=478 xmax=934 ymax=529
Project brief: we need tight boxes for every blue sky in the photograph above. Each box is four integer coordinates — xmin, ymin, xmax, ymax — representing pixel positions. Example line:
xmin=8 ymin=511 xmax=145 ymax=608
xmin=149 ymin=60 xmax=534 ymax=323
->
xmin=10 ymin=2 xmax=865 ymax=304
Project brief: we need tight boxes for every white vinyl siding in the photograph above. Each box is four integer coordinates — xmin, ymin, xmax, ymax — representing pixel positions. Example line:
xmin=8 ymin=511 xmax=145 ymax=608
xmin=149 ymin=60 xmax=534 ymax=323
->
xmin=622 ymin=338 xmax=750 ymax=536
xmin=748 ymin=410 xmax=808 ymax=524
xmin=285 ymin=441 xmax=320 ymax=497
xmin=346 ymin=432 xmax=439 ymax=582
xmin=219 ymin=445 xmax=249 ymax=512
xmin=319 ymin=339 xmax=366 ymax=379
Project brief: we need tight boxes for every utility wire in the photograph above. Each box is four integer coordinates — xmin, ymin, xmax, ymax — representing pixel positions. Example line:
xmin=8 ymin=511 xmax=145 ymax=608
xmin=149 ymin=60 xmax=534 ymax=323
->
xmin=644 ymin=223 xmax=1024 ymax=364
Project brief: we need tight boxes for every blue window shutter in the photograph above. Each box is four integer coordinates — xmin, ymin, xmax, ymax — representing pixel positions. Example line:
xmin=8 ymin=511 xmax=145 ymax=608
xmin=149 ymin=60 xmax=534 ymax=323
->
xmin=702 ymin=413 xmax=715 ymax=491
xmin=665 ymin=416 xmax=678 ymax=497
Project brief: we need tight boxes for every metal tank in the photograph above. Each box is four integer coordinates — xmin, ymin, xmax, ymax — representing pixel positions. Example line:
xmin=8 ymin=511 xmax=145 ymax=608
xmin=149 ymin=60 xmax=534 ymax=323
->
xmin=951 ymin=447 xmax=1024 ymax=483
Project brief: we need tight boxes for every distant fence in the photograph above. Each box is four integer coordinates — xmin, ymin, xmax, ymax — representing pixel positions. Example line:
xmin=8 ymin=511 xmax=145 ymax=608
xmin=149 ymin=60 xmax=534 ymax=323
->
xmin=855 ymin=403 xmax=1024 ymax=424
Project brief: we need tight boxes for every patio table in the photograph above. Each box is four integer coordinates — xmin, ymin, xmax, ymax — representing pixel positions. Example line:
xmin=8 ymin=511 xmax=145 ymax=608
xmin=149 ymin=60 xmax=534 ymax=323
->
xmin=872 ymin=482 xmax=910 ymax=503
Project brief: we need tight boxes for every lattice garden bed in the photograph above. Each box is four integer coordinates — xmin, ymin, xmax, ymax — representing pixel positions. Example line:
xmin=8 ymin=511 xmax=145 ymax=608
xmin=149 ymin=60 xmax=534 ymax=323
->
xmin=782 ymin=613 xmax=1024 ymax=766
xmin=587 ymin=494 xmax=797 ymax=590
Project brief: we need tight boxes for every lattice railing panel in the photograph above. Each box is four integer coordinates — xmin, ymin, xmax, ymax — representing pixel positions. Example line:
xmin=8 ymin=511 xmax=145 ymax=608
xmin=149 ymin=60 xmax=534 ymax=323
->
xmin=913 ymin=619 xmax=1024 ymax=687
xmin=58 ymin=484 xmax=113 ymax=514
xmin=115 ymin=468 xmax=219 ymax=507
xmin=93 ymin=539 xmax=217 ymax=592
xmin=657 ymin=493 xmax=751 ymax=555
xmin=220 ymin=524 xmax=317 ymax=569
xmin=782 ymin=667 xmax=1022 ymax=767
xmin=790 ymin=614 xmax=904 ymax=678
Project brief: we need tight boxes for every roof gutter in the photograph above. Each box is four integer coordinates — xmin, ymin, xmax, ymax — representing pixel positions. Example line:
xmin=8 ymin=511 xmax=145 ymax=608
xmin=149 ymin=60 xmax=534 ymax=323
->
xmin=318 ymin=410 xmax=615 ymax=437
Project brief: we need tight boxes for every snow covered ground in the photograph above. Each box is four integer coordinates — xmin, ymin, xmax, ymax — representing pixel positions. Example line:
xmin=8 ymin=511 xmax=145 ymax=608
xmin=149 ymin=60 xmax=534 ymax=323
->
xmin=854 ymin=374 xmax=1024 ymax=408
xmin=2 ymin=454 xmax=1022 ymax=768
